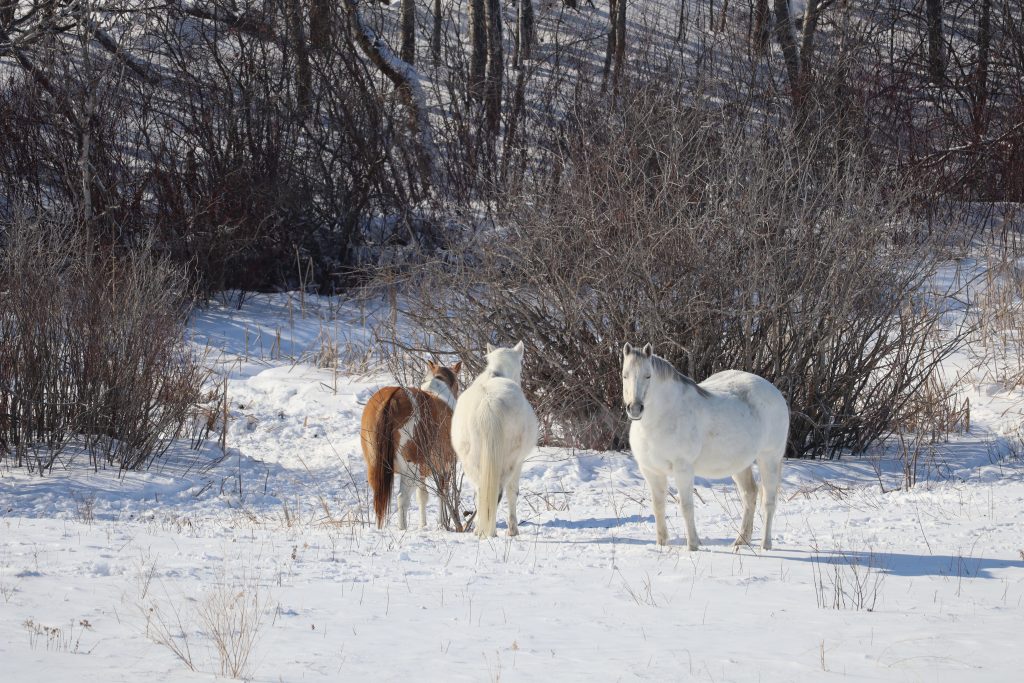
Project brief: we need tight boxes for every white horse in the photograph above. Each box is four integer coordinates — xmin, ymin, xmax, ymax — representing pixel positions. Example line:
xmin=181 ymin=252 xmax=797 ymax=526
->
xmin=451 ymin=341 xmax=539 ymax=539
xmin=622 ymin=343 xmax=789 ymax=550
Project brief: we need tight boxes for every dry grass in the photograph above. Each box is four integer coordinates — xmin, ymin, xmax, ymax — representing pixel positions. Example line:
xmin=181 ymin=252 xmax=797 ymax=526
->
xmin=969 ymin=212 xmax=1024 ymax=387
xmin=143 ymin=570 xmax=269 ymax=679
xmin=197 ymin=579 xmax=268 ymax=679
xmin=811 ymin=547 xmax=886 ymax=611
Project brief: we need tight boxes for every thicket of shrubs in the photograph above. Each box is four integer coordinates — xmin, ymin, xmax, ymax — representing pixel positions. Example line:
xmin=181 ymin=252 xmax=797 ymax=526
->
xmin=383 ymin=86 xmax=967 ymax=457
xmin=0 ymin=214 xmax=219 ymax=473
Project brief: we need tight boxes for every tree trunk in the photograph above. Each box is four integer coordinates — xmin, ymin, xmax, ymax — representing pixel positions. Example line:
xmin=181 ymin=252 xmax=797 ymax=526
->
xmin=799 ymin=0 xmax=821 ymax=81
xmin=517 ymin=0 xmax=535 ymax=66
xmin=772 ymin=0 xmax=801 ymax=104
xmin=752 ymin=0 xmax=770 ymax=54
xmin=309 ymin=0 xmax=331 ymax=51
xmin=345 ymin=0 xmax=438 ymax=192
xmin=285 ymin=0 xmax=313 ymax=117
xmin=613 ymin=0 xmax=626 ymax=92
xmin=400 ymin=0 xmax=415 ymax=65
xmin=677 ymin=0 xmax=687 ymax=43
xmin=0 ymin=1 xmax=15 ymax=30
xmin=603 ymin=0 xmax=618 ymax=89
xmin=926 ymin=0 xmax=944 ymax=83
xmin=484 ymin=0 xmax=503 ymax=132
xmin=501 ymin=61 xmax=528 ymax=186
xmin=432 ymin=0 xmax=442 ymax=64
xmin=973 ymin=0 xmax=991 ymax=135
xmin=469 ymin=0 xmax=487 ymax=97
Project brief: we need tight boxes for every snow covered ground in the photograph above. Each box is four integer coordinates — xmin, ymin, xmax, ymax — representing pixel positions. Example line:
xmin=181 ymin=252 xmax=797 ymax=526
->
xmin=2 ymin=292 xmax=1024 ymax=681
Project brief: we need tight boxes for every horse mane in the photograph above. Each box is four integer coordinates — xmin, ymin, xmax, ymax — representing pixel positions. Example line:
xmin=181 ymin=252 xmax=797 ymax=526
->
xmin=649 ymin=354 xmax=711 ymax=398
xmin=421 ymin=376 xmax=457 ymax=410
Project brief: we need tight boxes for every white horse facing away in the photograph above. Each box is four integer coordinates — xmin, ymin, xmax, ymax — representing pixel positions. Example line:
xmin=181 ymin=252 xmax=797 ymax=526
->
xmin=622 ymin=343 xmax=789 ymax=550
xmin=451 ymin=342 xmax=539 ymax=539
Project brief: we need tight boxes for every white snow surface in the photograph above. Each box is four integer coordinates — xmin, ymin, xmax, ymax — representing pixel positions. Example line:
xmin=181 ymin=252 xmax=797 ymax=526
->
xmin=2 ymin=291 xmax=1024 ymax=681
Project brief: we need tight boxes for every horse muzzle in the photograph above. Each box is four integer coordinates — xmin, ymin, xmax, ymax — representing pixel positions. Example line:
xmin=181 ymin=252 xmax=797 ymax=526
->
xmin=625 ymin=403 xmax=644 ymax=421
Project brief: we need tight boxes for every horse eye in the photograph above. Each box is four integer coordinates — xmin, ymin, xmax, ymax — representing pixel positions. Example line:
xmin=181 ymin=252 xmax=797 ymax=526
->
xmin=644 ymin=374 xmax=651 ymax=380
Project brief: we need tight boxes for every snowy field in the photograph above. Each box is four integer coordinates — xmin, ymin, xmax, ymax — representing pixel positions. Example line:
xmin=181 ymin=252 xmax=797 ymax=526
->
xmin=2 ymin=292 xmax=1024 ymax=681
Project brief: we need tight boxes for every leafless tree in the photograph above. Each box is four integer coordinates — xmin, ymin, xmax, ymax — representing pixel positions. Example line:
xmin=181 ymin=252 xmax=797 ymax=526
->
xmin=926 ymin=0 xmax=945 ymax=83
xmin=400 ymin=0 xmax=415 ymax=64
xmin=468 ymin=0 xmax=487 ymax=96
xmin=484 ymin=0 xmax=504 ymax=131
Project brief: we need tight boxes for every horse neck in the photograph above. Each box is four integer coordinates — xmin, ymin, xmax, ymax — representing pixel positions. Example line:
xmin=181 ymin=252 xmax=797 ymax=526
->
xmin=420 ymin=377 xmax=456 ymax=410
xmin=646 ymin=374 xmax=701 ymax=419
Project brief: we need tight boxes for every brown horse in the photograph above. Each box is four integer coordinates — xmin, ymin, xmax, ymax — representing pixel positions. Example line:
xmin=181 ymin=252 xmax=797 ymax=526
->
xmin=360 ymin=360 xmax=462 ymax=529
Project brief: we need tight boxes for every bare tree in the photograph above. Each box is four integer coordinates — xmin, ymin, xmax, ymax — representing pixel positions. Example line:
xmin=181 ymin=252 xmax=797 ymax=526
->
xmin=469 ymin=0 xmax=487 ymax=96
xmin=603 ymin=0 xmax=626 ymax=92
xmin=345 ymin=0 xmax=439 ymax=189
xmin=431 ymin=0 xmax=442 ymax=63
xmin=752 ymin=0 xmax=771 ymax=54
xmin=973 ymin=0 xmax=991 ymax=134
xmin=772 ymin=0 xmax=802 ymax=102
xmin=401 ymin=0 xmax=415 ymax=64
xmin=926 ymin=0 xmax=945 ymax=83
xmin=516 ymin=0 xmax=535 ymax=67
xmin=285 ymin=0 xmax=313 ymax=117
xmin=484 ymin=0 xmax=504 ymax=131
xmin=310 ymin=0 xmax=332 ymax=50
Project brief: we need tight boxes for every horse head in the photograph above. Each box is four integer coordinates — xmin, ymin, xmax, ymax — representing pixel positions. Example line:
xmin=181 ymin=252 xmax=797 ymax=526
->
xmin=621 ymin=342 xmax=654 ymax=420
xmin=425 ymin=360 xmax=462 ymax=399
xmin=484 ymin=341 xmax=525 ymax=385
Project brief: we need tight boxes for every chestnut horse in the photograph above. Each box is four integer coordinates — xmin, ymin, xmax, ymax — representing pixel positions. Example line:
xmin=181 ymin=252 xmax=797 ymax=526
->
xmin=361 ymin=361 xmax=462 ymax=529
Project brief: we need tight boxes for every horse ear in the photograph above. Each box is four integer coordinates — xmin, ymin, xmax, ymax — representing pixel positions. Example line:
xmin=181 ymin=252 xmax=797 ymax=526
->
xmin=486 ymin=342 xmax=496 ymax=354
xmin=427 ymin=360 xmax=437 ymax=372
xmin=642 ymin=343 xmax=653 ymax=358
xmin=623 ymin=342 xmax=633 ymax=356
xmin=513 ymin=340 xmax=524 ymax=354
xmin=453 ymin=361 xmax=462 ymax=374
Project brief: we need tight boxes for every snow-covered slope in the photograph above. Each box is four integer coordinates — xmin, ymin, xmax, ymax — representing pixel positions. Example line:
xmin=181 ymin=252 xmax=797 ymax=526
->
xmin=2 ymin=291 xmax=1023 ymax=681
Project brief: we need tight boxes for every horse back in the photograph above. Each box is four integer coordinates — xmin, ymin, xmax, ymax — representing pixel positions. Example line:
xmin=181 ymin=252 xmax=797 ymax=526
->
xmin=360 ymin=386 xmax=411 ymax=462
xmin=699 ymin=370 xmax=789 ymax=450
xmin=407 ymin=388 xmax=457 ymax=474
xmin=365 ymin=387 xmax=456 ymax=473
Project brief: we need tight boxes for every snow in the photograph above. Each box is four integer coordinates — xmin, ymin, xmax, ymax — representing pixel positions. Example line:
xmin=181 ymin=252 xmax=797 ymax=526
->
xmin=3 ymin=291 xmax=1024 ymax=681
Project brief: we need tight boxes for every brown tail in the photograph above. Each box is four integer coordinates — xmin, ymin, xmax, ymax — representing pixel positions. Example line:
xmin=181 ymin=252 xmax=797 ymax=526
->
xmin=365 ymin=388 xmax=403 ymax=528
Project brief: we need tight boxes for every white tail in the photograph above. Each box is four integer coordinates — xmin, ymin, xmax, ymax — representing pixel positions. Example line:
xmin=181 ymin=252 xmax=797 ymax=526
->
xmin=472 ymin=398 xmax=506 ymax=537
xmin=450 ymin=342 xmax=538 ymax=539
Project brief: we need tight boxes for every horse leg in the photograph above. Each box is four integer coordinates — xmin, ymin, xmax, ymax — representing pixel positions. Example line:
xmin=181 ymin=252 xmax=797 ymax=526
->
xmin=731 ymin=465 xmax=757 ymax=546
xmin=505 ymin=461 xmax=525 ymax=537
xmin=396 ymin=461 xmax=413 ymax=531
xmin=642 ymin=467 xmax=670 ymax=545
xmin=676 ymin=466 xmax=700 ymax=551
xmin=417 ymin=476 xmax=429 ymax=529
xmin=758 ymin=455 xmax=783 ymax=550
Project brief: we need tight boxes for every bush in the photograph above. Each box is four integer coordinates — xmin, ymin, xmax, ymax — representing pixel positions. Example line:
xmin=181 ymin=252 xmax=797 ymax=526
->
xmin=0 ymin=213 xmax=218 ymax=473
xmin=382 ymin=85 xmax=967 ymax=458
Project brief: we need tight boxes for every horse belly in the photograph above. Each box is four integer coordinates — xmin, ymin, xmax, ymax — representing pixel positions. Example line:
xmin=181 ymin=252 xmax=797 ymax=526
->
xmin=693 ymin=416 xmax=762 ymax=478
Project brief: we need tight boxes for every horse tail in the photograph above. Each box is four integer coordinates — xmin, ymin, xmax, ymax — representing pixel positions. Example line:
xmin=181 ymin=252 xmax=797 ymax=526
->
xmin=474 ymin=394 xmax=506 ymax=538
xmin=364 ymin=388 xmax=403 ymax=528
